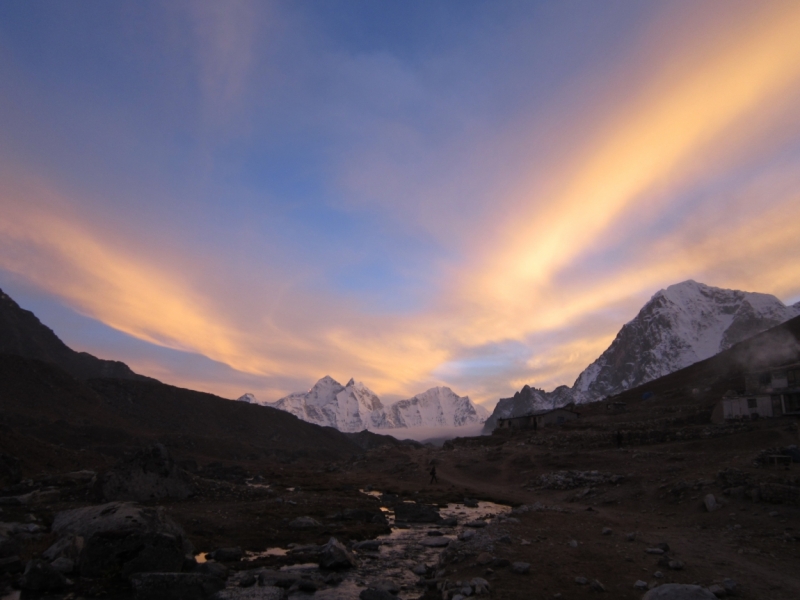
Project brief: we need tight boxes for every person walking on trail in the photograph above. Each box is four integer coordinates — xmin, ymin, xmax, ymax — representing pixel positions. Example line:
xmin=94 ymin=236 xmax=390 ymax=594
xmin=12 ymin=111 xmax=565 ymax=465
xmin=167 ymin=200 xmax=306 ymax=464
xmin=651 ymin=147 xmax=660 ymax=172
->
xmin=429 ymin=465 xmax=438 ymax=484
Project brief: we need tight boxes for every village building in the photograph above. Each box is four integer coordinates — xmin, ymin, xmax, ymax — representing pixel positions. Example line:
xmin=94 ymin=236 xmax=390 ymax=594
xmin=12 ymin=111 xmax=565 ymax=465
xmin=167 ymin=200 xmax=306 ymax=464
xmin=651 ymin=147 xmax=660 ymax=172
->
xmin=496 ymin=407 xmax=580 ymax=430
xmin=720 ymin=362 xmax=800 ymax=420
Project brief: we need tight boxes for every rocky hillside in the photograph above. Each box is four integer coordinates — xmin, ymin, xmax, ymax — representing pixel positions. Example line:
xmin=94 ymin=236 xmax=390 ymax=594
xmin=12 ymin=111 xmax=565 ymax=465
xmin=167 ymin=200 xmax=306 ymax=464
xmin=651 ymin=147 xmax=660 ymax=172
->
xmin=485 ymin=280 xmax=800 ymax=430
xmin=0 ymin=287 xmax=154 ymax=382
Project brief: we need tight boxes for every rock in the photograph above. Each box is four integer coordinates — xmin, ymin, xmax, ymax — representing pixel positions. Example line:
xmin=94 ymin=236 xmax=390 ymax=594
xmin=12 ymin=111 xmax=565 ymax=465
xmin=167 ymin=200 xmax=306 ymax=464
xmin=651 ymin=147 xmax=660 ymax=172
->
xmin=353 ymin=540 xmax=382 ymax=552
xmin=289 ymin=516 xmax=320 ymax=529
xmin=646 ymin=548 xmax=665 ymax=554
xmin=722 ymin=579 xmax=737 ymax=596
xmin=575 ymin=577 xmax=589 ymax=585
xmin=440 ymin=517 xmax=458 ymax=526
xmin=465 ymin=520 xmax=488 ymax=528
xmin=472 ymin=577 xmax=490 ymax=594
xmin=427 ymin=530 xmax=444 ymax=536
xmin=602 ymin=527 xmax=612 ymax=535
xmin=0 ymin=534 xmax=19 ymax=558
xmin=208 ymin=547 xmax=243 ymax=562
xmin=511 ymin=561 xmax=530 ymax=574
xmin=708 ymin=584 xmax=726 ymax=597
xmin=99 ymin=444 xmax=194 ymax=502
xmin=360 ymin=589 xmax=396 ymax=600
xmin=642 ymin=584 xmax=717 ymax=599
xmin=704 ymin=494 xmax=718 ymax=512
xmin=332 ymin=508 xmax=388 ymax=525
xmin=50 ymin=501 xmax=192 ymax=578
xmin=420 ymin=537 xmax=450 ymax=548
xmin=0 ymin=555 xmax=23 ymax=574
xmin=213 ymin=586 xmax=284 ymax=599
xmin=654 ymin=571 xmax=664 ymax=579
xmin=411 ymin=563 xmax=429 ymax=576
xmin=668 ymin=560 xmax=684 ymax=570
xmin=318 ymin=537 xmax=357 ymax=569
xmin=197 ymin=561 xmax=229 ymax=580
xmin=590 ymin=579 xmax=607 ymax=592
xmin=626 ymin=532 xmax=637 ymax=541
xmin=498 ymin=534 xmax=512 ymax=544
xmin=635 ymin=580 xmax=649 ymax=590
xmin=130 ymin=573 xmax=225 ymax=600
xmin=393 ymin=503 xmax=440 ymax=523
xmin=464 ymin=498 xmax=479 ymax=507
xmin=49 ymin=557 xmax=75 ymax=574
xmin=476 ymin=552 xmax=493 ymax=566
xmin=491 ymin=558 xmax=511 ymax=568
xmin=20 ymin=559 xmax=67 ymax=592
xmin=568 ymin=539 xmax=578 ymax=548
xmin=657 ymin=542 xmax=670 ymax=552
xmin=458 ymin=529 xmax=476 ymax=541
xmin=238 ymin=572 xmax=256 ymax=587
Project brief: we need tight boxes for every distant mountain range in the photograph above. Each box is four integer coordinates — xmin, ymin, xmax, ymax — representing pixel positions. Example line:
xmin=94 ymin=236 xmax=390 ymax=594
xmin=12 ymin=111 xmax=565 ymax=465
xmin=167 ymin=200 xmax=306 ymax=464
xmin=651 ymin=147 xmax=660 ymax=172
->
xmin=239 ymin=377 xmax=489 ymax=433
xmin=484 ymin=280 xmax=800 ymax=430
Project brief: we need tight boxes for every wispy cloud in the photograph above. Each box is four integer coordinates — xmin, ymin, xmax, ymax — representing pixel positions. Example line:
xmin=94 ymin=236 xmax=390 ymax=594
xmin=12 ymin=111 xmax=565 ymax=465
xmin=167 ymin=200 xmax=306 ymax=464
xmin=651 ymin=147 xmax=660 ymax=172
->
xmin=1 ymin=1 xmax=800 ymax=408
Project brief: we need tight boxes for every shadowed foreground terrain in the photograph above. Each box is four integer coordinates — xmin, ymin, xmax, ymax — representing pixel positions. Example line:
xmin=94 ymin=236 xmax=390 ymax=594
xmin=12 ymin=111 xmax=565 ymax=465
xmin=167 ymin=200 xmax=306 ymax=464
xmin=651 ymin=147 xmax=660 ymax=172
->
xmin=1 ymin=315 xmax=799 ymax=599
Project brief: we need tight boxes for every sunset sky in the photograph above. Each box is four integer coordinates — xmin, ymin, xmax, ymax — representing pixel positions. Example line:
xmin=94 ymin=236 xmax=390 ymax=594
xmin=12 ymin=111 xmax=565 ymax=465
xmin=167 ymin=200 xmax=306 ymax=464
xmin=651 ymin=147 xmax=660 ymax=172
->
xmin=2 ymin=1 xmax=800 ymax=409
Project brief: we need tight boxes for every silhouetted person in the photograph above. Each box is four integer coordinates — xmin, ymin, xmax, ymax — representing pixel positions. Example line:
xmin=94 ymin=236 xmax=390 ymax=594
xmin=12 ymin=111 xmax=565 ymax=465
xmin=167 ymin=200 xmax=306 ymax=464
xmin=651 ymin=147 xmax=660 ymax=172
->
xmin=429 ymin=466 xmax=438 ymax=484
xmin=616 ymin=430 xmax=623 ymax=448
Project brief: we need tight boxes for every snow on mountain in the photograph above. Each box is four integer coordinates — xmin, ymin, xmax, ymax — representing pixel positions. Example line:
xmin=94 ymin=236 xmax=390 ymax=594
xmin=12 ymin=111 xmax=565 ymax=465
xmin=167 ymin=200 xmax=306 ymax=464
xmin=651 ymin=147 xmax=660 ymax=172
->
xmin=484 ymin=280 xmax=800 ymax=429
xmin=270 ymin=376 xmax=387 ymax=433
xmin=387 ymin=387 xmax=487 ymax=428
xmin=268 ymin=377 xmax=485 ymax=432
xmin=236 ymin=393 xmax=258 ymax=404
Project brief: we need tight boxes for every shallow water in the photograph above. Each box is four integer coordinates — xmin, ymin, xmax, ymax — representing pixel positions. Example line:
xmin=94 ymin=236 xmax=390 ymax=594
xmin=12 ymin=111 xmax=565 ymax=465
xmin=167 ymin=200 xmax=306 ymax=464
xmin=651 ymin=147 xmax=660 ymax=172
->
xmin=282 ymin=497 xmax=510 ymax=599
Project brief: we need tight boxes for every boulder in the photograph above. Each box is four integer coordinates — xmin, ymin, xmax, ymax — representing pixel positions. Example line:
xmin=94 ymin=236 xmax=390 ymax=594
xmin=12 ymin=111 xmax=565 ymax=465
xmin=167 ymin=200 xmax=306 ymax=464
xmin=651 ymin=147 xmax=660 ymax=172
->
xmin=318 ymin=537 xmax=357 ymax=570
xmin=0 ymin=533 xmax=19 ymax=558
xmin=99 ymin=444 xmax=194 ymax=502
xmin=704 ymin=494 xmax=718 ymax=512
xmin=393 ymin=502 xmax=440 ymax=523
xmin=465 ymin=520 xmax=488 ymax=528
xmin=50 ymin=501 xmax=192 ymax=578
xmin=20 ymin=559 xmax=67 ymax=592
xmin=643 ymin=584 xmax=718 ymax=600
xmin=208 ymin=547 xmax=243 ymax=562
xmin=511 ymin=561 xmax=530 ymax=574
xmin=0 ymin=555 xmax=23 ymax=574
xmin=420 ymin=537 xmax=450 ymax=548
xmin=130 ymin=573 xmax=226 ymax=600
xmin=359 ymin=590 xmax=396 ymax=600
xmin=289 ymin=516 xmax=321 ymax=529
xmin=213 ymin=587 xmax=283 ymax=600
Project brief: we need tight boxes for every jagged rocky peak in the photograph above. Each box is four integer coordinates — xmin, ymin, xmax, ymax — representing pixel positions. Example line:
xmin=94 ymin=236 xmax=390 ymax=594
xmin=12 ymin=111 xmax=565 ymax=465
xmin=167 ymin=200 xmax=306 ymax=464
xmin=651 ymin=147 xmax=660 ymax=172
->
xmin=484 ymin=280 xmax=800 ymax=430
xmin=269 ymin=378 xmax=485 ymax=432
xmin=236 ymin=393 xmax=257 ymax=404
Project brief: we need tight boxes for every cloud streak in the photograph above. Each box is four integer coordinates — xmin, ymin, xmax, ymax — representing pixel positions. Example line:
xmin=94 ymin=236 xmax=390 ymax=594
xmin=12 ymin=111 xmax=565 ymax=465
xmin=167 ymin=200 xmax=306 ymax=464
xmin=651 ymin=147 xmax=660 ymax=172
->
xmin=1 ymin=1 xmax=800 ymax=408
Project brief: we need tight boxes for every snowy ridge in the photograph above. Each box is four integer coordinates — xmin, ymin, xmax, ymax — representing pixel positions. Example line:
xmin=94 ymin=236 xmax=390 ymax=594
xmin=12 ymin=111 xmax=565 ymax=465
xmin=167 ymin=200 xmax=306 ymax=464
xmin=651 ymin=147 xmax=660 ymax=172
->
xmin=264 ymin=377 xmax=486 ymax=432
xmin=236 ymin=393 xmax=258 ymax=404
xmin=485 ymin=280 xmax=800 ymax=430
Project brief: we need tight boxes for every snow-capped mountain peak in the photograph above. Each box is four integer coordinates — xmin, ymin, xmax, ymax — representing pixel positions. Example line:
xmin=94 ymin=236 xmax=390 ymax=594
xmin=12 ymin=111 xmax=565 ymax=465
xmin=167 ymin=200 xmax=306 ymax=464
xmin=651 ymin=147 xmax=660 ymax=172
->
xmin=484 ymin=280 xmax=800 ymax=430
xmin=387 ymin=386 xmax=487 ymax=428
xmin=236 ymin=393 xmax=257 ymax=404
xmin=268 ymin=378 xmax=485 ymax=432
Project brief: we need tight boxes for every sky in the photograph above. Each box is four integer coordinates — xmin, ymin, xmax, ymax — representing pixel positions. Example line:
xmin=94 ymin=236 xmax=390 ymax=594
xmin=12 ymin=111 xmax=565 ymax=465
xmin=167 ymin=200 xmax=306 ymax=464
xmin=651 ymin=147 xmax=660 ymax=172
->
xmin=1 ymin=1 xmax=800 ymax=409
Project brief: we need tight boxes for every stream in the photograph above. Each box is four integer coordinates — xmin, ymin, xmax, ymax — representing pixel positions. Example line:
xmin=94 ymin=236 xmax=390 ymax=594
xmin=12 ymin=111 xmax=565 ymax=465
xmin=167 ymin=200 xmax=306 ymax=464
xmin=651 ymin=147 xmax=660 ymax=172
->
xmin=239 ymin=494 xmax=511 ymax=599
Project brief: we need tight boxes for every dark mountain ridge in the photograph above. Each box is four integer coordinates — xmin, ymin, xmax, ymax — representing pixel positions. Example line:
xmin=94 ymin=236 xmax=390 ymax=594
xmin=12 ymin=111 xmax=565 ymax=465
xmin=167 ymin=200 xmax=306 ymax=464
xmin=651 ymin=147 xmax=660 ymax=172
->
xmin=0 ymin=287 xmax=155 ymax=382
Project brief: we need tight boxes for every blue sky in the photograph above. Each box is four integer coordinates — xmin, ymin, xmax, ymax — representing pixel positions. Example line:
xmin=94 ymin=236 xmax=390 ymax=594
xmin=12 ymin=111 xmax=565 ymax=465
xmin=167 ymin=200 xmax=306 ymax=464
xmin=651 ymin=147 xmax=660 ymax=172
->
xmin=1 ymin=1 xmax=800 ymax=407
